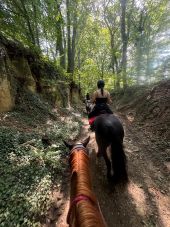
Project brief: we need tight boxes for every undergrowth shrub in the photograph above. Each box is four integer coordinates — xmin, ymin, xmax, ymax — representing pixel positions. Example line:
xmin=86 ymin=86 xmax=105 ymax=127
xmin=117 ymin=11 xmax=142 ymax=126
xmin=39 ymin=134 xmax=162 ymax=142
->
xmin=0 ymin=115 xmax=81 ymax=227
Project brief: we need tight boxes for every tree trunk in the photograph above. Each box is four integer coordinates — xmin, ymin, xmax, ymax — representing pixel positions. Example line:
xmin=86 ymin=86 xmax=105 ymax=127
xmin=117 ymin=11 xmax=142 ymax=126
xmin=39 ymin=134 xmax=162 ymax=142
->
xmin=110 ymin=34 xmax=115 ymax=74
xmin=135 ymin=11 xmax=147 ymax=84
xmin=136 ymin=39 xmax=142 ymax=84
xmin=101 ymin=62 xmax=104 ymax=79
xmin=110 ymin=33 xmax=121 ymax=88
xmin=145 ymin=44 xmax=151 ymax=84
xmin=120 ymin=0 xmax=128 ymax=88
xmin=63 ymin=26 xmax=67 ymax=66
xmin=77 ymin=49 xmax=81 ymax=94
xmin=145 ymin=22 xmax=151 ymax=84
xmin=56 ymin=3 xmax=65 ymax=68
xmin=66 ymin=0 xmax=72 ymax=73
xmin=71 ymin=16 xmax=77 ymax=74
xmin=32 ymin=1 xmax=40 ymax=48
xmin=19 ymin=0 xmax=35 ymax=45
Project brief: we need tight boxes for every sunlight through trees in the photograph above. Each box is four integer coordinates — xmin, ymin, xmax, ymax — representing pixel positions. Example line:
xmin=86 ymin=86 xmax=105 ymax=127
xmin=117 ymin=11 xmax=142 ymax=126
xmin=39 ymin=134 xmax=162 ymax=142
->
xmin=1 ymin=0 xmax=169 ymax=92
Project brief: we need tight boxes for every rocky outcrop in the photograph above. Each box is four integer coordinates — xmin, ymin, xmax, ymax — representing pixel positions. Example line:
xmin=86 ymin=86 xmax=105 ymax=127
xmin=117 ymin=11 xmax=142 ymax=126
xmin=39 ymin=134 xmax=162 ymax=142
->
xmin=12 ymin=56 xmax=36 ymax=93
xmin=0 ymin=35 xmax=80 ymax=112
xmin=0 ymin=42 xmax=15 ymax=112
xmin=0 ymin=76 xmax=14 ymax=112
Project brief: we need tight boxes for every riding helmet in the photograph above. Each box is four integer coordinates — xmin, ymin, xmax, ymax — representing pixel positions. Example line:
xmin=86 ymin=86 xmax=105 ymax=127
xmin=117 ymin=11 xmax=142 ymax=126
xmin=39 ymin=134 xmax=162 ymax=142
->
xmin=97 ymin=80 xmax=105 ymax=88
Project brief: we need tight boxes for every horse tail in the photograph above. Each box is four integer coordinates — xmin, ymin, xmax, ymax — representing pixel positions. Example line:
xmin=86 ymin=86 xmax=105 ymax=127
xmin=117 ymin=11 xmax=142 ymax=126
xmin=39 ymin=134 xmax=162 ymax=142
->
xmin=111 ymin=138 xmax=128 ymax=185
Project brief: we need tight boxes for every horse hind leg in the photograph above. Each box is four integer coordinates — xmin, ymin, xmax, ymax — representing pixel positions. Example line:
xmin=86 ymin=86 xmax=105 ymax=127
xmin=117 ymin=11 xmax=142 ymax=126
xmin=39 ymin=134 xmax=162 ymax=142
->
xmin=106 ymin=145 xmax=113 ymax=175
xmin=96 ymin=136 xmax=112 ymax=179
xmin=103 ymin=151 xmax=112 ymax=180
xmin=96 ymin=136 xmax=104 ymax=157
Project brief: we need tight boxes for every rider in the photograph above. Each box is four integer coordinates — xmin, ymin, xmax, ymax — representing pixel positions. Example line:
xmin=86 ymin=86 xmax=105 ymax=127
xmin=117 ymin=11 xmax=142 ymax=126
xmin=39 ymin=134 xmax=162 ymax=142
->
xmin=85 ymin=92 xmax=91 ymax=114
xmin=86 ymin=93 xmax=90 ymax=101
xmin=88 ymin=80 xmax=113 ymax=119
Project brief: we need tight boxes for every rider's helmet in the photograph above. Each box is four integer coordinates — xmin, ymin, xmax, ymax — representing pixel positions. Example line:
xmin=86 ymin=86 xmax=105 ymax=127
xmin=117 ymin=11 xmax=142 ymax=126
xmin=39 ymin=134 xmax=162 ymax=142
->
xmin=97 ymin=80 xmax=105 ymax=89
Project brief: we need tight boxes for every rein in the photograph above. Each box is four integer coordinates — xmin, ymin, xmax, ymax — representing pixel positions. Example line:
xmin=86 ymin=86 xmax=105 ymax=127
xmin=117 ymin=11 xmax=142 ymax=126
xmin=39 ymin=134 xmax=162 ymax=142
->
xmin=67 ymin=194 xmax=95 ymax=224
xmin=70 ymin=144 xmax=87 ymax=154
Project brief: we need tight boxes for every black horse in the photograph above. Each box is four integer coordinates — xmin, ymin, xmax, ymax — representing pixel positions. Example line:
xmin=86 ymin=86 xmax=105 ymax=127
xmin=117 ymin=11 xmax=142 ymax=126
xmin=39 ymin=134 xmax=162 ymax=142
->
xmin=94 ymin=114 xmax=128 ymax=184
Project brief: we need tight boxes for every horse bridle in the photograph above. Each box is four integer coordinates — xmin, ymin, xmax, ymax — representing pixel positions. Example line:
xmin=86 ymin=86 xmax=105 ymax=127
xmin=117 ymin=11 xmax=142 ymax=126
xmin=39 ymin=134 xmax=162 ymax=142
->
xmin=70 ymin=144 xmax=87 ymax=155
xmin=67 ymin=194 xmax=96 ymax=224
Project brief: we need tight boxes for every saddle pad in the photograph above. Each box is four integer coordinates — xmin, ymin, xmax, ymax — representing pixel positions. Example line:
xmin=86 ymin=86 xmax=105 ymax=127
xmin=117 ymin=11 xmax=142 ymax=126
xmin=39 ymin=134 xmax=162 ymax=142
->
xmin=89 ymin=116 xmax=96 ymax=125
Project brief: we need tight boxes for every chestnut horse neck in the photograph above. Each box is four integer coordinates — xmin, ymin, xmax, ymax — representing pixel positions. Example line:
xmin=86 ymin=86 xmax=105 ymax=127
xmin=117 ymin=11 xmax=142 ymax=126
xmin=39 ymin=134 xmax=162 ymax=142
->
xmin=67 ymin=144 xmax=107 ymax=227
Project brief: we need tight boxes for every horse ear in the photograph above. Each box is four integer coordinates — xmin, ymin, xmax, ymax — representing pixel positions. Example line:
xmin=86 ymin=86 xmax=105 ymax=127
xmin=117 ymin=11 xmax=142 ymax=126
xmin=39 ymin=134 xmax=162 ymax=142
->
xmin=82 ymin=136 xmax=90 ymax=147
xmin=63 ymin=140 xmax=73 ymax=150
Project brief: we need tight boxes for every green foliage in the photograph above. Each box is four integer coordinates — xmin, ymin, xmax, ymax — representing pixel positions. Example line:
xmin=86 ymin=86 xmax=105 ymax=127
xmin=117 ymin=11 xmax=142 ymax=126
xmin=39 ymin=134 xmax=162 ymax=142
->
xmin=74 ymin=18 xmax=117 ymax=93
xmin=0 ymin=128 xmax=47 ymax=227
xmin=1 ymin=0 xmax=169 ymax=91
xmin=13 ymin=91 xmax=54 ymax=126
xmin=0 ymin=114 xmax=81 ymax=226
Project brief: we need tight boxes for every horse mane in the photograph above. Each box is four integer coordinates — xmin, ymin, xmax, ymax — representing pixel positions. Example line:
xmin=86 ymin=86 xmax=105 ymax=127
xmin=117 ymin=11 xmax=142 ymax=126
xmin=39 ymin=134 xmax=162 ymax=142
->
xmin=68 ymin=149 xmax=106 ymax=227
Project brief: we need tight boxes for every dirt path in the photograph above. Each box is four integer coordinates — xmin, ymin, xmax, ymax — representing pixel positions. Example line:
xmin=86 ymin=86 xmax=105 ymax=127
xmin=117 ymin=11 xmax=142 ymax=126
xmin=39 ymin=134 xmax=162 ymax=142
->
xmin=56 ymin=115 xmax=170 ymax=227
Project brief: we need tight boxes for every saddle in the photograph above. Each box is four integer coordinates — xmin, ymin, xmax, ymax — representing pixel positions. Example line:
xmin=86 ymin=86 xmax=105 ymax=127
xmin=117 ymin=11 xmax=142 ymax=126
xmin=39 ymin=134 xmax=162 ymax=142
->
xmin=88 ymin=110 xmax=107 ymax=125
xmin=89 ymin=116 xmax=96 ymax=125
xmin=88 ymin=98 xmax=113 ymax=126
